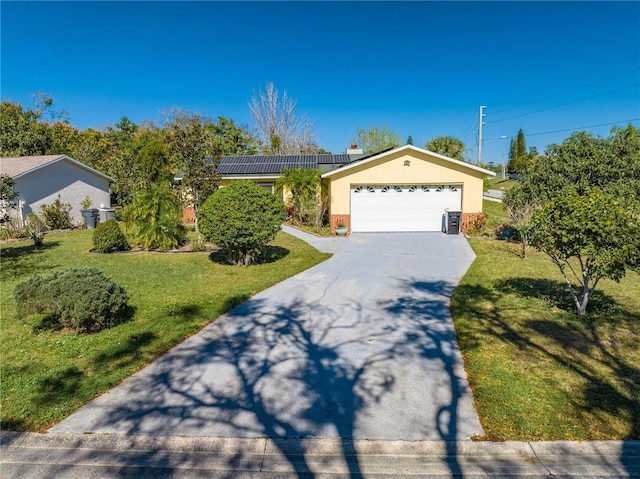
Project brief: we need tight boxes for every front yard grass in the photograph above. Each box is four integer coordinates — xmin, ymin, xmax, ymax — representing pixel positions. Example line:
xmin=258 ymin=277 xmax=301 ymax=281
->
xmin=0 ymin=229 xmax=331 ymax=432
xmin=452 ymin=236 xmax=640 ymax=440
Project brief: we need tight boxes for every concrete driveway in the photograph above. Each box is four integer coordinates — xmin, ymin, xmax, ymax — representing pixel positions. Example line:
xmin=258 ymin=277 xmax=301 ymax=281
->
xmin=51 ymin=227 xmax=484 ymax=441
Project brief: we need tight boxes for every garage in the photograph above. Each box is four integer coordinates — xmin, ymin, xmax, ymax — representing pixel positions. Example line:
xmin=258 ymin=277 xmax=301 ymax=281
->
xmin=350 ymin=184 xmax=462 ymax=232
xmin=321 ymin=145 xmax=494 ymax=234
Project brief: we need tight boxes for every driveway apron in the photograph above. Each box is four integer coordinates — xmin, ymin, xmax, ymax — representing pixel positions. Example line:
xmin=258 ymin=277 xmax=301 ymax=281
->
xmin=50 ymin=229 xmax=484 ymax=441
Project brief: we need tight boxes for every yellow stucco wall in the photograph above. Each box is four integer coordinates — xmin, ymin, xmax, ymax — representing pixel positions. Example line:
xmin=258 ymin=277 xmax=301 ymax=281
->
xmin=325 ymin=150 xmax=488 ymax=215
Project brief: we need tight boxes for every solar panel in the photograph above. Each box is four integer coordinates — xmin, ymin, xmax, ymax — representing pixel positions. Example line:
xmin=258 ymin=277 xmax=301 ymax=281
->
xmin=215 ymin=153 xmax=353 ymax=175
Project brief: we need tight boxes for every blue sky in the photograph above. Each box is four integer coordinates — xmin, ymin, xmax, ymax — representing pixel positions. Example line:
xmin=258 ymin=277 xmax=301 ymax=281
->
xmin=2 ymin=1 xmax=639 ymax=164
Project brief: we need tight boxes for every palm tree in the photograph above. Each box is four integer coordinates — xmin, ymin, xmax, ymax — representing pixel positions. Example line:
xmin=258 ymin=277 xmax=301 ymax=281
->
xmin=425 ymin=136 xmax=468 ymax=162
xmin=275 ymin=168 xmax=321 ymax=225
xmin=122 ymin=184 xmax=185 ymax=250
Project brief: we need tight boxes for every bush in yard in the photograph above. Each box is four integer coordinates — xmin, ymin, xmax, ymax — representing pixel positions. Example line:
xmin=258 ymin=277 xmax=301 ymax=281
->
xmin=199 ymin=180 xmax=285 ymax=265
xmin=122 ymin=184 xmax=185 ymax=250
xmin=92 ymin=219 xmax=129 ymax=253
xmin=13 ymin=266 xmax=129 ymax=333
xmin=40 ymin=195 xmax=73 ymax=230
xmin=24 ymin=212 xmax=46 ymax=247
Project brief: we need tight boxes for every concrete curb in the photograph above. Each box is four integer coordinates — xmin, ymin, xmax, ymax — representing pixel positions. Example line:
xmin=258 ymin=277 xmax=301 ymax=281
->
xmin=2 ymin=432 xmax=639 ymax=478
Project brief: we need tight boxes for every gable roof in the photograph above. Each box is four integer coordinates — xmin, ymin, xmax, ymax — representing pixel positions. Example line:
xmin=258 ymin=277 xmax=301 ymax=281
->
xmin=321 ymin=145 xmax=496 ymax=178
xmin=0 ymin=155 xmax=114 ymax=181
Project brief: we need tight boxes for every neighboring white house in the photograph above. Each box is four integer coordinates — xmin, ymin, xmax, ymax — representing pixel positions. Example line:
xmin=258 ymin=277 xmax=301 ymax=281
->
xmin=0 ymin=155 xmax=113 ymax=225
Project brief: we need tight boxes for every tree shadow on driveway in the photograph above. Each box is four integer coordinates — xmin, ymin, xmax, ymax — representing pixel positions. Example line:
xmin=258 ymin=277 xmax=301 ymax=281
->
xmin=379 ymin=278 xmax=482 ymax=477
xmin=52 ymin=277 xmax=482 ymax=477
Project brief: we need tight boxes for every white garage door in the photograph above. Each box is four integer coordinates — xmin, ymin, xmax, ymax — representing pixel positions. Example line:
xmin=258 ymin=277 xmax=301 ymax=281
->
xmin=350 ymin=185 xmax=462 ymax=232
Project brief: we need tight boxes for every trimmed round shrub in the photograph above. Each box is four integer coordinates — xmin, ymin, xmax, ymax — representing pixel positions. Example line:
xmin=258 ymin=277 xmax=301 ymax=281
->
xmin=93 ymin=219 xmax=129 ymax=253
xmin=199 ymin=181 xmax=285 ymax=265
xmin=13 ymin=266 xmax=129 ymax=333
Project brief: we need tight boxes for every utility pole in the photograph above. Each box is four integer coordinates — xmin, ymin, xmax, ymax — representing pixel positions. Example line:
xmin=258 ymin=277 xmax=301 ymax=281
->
xmin=477 ymin=105 xmax=486 ymax=165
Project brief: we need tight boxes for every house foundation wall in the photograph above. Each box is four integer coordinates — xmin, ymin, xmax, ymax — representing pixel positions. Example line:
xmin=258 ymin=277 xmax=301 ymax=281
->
xmin=461 ymin=212 xmax=487 ymax=233
xmin=330 ymin=214 xmax=351 ymax=234
xmin=182 ymin=206 xmax=196 ymax=223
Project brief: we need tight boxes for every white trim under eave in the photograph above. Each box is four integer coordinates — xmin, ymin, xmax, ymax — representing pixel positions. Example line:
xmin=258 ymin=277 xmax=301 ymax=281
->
xmin=321 ymin=144 xmax=496 ymax=178
xmin=12 ymin=155 xmax=115 ymax=182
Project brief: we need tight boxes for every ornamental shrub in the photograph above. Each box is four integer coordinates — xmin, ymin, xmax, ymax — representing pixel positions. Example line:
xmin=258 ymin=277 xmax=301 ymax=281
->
xmin=199 ymin=181 xmax=285 ymax=266
xmin=93 ymin=219 xmax=129 ymax=253
xmin=25 ymin=212 xmax=46 ymax=247
xmin=40 ymin=195 xmax=73 ymax=230
xmin=13 ymin=266 xmax=130 ymax=333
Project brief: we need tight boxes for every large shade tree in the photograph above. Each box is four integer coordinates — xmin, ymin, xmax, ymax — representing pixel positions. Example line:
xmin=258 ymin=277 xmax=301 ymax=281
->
xmin=0 ymin=101 xmax=52 ymax=156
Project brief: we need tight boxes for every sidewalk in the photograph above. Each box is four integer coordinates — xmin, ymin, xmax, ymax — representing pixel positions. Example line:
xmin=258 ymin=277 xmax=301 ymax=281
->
xmin=2 ymin=432 xmax=639 ymax=478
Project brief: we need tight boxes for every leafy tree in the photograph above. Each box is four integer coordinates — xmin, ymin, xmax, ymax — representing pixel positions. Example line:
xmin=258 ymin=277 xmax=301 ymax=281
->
xmin=505 ymin=125 xmax=640 ymax=314
xmin=0 ymin=174 xmax=19 ymax=224
xmin=517 ymin=127 xmax=640 ymax=205
xmin=206 ymin=116 xmax=260 ymax=155
xmin=529 ymin=188 xmax=640 ymax=316
xmin=406 ymin=135 xmax=414 ymax=145
xmin=249 ymin=82 xmax=315 ymax=154
xmin=122 ymin=184 xmax=185 ymax=251
xmin=163 ymin=109 xmax=221 ymax=233
xmin=199 ymin=181 xmax=285 ymax=266
xmin=275 ymin=168 xmax=322 ymax=226
xmin=136 ymin=140 xmax=171 ymax=185
xmin=352 ymin=124 xmax=401 ymax=154
xmin=48 ymin=121 xmax=81 ymax=156
xmin=425 ymin=136 xmax=468 ymax=161
xmin=67 ymin=127 xmax=111 ymax=168
xmin=0 ymin=101 xmax=52 ymax=156
xmin=104 ymin=117 xmax=147 ymax=205
xmin=503 ymin=184 xmax=535 ymax=258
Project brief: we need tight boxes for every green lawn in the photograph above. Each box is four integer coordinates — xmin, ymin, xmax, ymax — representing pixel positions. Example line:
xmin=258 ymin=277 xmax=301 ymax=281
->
xmin=482 ymin=199 xmax=510 ymax=229
xmin=0 ymin=229 xmax=331 ymax=432
xmin=452 ymin=236 xmax=640 ymax=440
xmin=484 ymin=176 xmax=518 ymax=191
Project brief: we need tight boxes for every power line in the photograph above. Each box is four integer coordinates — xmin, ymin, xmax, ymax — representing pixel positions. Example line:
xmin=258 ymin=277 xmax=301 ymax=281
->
xmin=490 ymin=53 xmax=640 ymax=108
xmin=488 ymin=83 xmax=640 ymax=124
xmin=491 ymin=68 xmax=639 ymax=115
xmin=526 ymin=118 xmax=640 ymax=137
xmin=459 ymin=116 xmax=478 ymax=145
